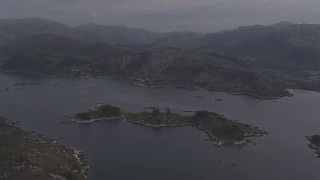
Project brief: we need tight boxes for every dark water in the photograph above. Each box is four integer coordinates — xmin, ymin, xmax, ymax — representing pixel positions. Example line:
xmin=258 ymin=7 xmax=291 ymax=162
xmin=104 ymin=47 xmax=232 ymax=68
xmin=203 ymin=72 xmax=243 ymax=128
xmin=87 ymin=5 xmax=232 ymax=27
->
xmin=1 ymin=73 xmax=320 ymax=180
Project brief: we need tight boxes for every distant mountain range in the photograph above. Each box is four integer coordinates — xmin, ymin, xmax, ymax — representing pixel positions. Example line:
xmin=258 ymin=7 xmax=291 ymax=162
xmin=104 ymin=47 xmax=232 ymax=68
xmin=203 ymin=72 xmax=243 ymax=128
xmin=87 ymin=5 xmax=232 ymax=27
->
xmin=1 ymin=18 xmax=320 ymax=98
xmin=0 ymin=18 xmax=205 ymax=47
xmin=2 ymin=18 xmax=320 ymax=70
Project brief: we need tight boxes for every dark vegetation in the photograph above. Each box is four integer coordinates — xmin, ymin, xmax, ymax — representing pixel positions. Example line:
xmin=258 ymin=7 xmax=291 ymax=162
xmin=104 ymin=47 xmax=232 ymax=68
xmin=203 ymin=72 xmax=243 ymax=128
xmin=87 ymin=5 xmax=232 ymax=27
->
xmin=193 ymin=111 xmax=254 ymax=141
xmin=128 ymin=109 xmax=257 ymax=141
xmin=307 ymin=135 xmax=320 ymax=158
xmin=127 ymin=109 xmax=190 ymax=125
xmin=310 ymin=135 xmax=320 ymax=144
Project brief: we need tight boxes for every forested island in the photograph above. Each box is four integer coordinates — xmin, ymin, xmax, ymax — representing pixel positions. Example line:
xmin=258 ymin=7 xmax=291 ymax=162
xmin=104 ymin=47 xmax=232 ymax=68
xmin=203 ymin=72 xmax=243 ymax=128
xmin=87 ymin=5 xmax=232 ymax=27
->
xmin=0 ymin=116 xmax=88 ymax=180
xmin=68 ymin=104 xmax=268 ymax=145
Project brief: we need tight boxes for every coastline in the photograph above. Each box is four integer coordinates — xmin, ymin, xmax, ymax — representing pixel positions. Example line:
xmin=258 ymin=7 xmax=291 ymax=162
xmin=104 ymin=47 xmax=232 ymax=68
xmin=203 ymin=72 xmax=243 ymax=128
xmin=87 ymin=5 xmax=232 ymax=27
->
xmin=68 ymin=116 xmax=125 ymax=124
xmin=127 ymin=118 xmax=197 ymax=128
xmin=0 ymin=70 xmax=290 ymax=100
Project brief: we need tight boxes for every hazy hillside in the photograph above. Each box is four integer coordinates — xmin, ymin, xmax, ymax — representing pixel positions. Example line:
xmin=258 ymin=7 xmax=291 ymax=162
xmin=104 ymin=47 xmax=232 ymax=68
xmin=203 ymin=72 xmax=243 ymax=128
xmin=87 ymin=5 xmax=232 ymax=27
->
xmin=0 ymin=18 xmax=74 ymax=46
xmin=2 ymin=18 xmax=320 ymax=71
xmin=74 ymin=23 xmax=164 ymax=45
xmin=152 ymin=31 xmax=204 ymax=48
xmin=197 ymin=22 xmax=294 ymax=52
xmin=0 ymin=34 xmax=289 ymax=99
xmin=197 ymin=22 xmax=320 ymax=69
xmin=0 ymin=18 xmax=202 ymax=47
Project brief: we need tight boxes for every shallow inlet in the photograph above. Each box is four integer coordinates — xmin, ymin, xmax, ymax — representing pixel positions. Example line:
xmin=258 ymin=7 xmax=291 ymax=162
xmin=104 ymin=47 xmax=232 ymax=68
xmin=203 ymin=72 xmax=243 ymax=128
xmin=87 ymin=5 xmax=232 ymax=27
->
xmin=1 ymin=73 xmax=320 ymax=180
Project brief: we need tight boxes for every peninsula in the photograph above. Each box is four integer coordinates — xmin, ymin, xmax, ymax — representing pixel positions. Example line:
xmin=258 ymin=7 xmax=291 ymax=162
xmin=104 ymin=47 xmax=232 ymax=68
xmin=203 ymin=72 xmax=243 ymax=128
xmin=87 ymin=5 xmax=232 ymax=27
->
xmin=0 ymin=116 xmax=88 ymax=180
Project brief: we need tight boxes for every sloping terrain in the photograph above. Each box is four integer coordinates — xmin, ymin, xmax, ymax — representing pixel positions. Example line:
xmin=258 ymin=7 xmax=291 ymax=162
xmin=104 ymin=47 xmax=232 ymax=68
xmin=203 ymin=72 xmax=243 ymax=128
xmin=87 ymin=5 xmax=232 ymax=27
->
xmin=0 ymin=34 xmax=289 ymax=99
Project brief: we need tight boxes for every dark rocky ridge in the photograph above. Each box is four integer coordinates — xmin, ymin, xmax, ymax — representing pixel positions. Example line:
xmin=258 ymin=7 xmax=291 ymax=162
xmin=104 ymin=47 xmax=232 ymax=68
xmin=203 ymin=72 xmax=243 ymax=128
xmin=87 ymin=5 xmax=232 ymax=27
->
xmin=196 ymin=22 xmax=320 ymax=70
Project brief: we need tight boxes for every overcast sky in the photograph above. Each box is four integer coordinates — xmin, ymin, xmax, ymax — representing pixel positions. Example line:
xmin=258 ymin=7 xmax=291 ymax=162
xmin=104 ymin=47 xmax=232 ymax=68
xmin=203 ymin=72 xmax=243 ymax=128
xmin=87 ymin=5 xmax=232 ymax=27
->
xmin=0 ymin=0 xmax=320 ymax=32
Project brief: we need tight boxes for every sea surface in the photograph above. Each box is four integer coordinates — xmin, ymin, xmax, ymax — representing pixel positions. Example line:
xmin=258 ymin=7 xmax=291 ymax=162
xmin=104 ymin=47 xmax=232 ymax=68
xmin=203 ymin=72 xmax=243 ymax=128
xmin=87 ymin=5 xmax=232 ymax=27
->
xmin=1 ymin=72 xmax=320 ymax=180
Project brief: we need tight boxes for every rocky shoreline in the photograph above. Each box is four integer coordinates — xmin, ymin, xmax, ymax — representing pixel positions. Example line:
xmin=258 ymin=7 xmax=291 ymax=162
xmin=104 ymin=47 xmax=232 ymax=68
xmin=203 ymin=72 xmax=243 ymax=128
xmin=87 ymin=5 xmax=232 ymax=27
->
xmin=67 ymin=116 xmax=125 ymax=124
xmin=306 ymin=135 xmax=320 ymax=158
xmin=0 ymin=116 xmax=89 ymax=179
xmin=1 ymin=79 xmax=58 ymax=92
xmin=197 ymin=125 xmax=268 ymax=147
xmin=126 ymin=119 xmax=255 ymax=146
xmin=127 ymin=118 xmax=197 ymax=127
